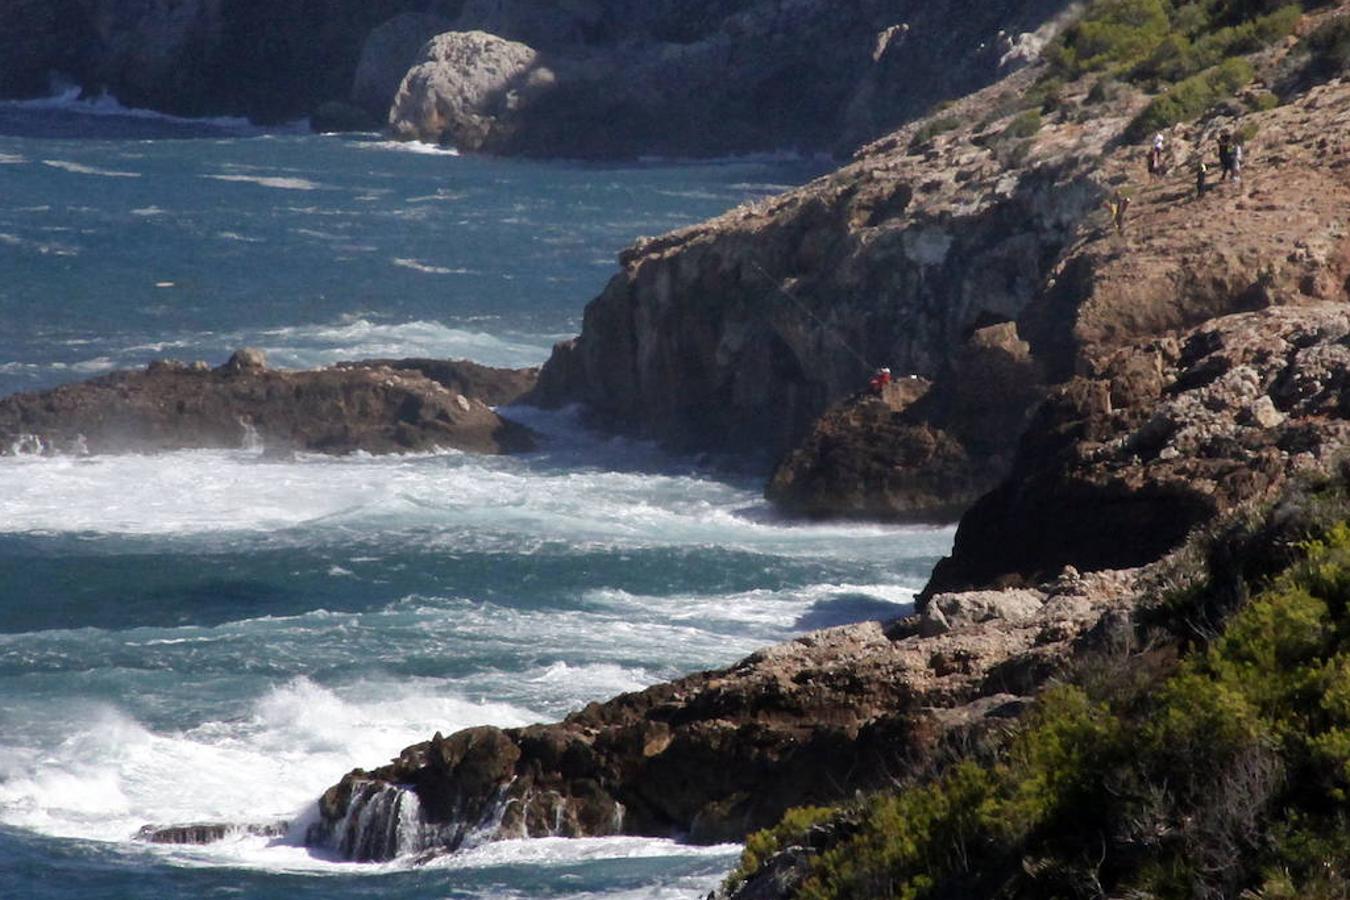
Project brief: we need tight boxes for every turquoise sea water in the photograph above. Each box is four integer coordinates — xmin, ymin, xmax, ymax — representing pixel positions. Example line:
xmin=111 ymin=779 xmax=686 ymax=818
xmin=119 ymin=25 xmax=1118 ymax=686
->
xmin=0 ymin=98 xmax=954 ymax=899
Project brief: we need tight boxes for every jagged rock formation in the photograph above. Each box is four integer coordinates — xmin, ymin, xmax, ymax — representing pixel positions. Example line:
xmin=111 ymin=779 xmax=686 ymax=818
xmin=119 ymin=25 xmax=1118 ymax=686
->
xmin=304 ymin=567 xmax=1140 ymax=860
xmin=388 ymin=31 xmax=554 ymax=151
xmin=925 ymin=304 xmax=1350 ymax=596
xmin=0 ymin=351 xmax=537 ymax=456
xmin=1 ymin=1 xmax=1073 ymax=157
xmin=766 ymin=322 xmax=1047 ymax=520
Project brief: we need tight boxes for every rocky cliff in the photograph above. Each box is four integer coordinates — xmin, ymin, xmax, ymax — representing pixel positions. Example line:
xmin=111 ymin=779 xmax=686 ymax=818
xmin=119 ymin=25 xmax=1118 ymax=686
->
xmin=0 ymin=0 xmax=1073 ymax=157
xmin=0 ymin=351 xmax=537 ymax=457
xmin=534 ymin=39 xmax=1350 ymax=524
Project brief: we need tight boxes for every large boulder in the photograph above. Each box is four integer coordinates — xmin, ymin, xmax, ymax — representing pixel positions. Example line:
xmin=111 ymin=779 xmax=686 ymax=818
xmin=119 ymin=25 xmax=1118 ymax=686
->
xmin=388 ymin=30 xmax=556 ymax=151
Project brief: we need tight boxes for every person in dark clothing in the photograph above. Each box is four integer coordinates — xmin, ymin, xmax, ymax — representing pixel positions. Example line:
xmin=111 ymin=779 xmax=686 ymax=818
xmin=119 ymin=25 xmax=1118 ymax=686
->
xmin=1218 ymin=133 xmax=1235 ymax=181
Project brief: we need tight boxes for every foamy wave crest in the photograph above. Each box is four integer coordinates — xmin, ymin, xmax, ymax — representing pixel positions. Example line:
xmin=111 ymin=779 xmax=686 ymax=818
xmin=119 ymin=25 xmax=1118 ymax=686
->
xmin=0 ymin=153 xmax=26 ymax=165
xmin=1 ymin=86 xmax=276 ymax=132
xmin=392 ymin=258 xmax=475 ymax=276
xmin=0 ymin=678 xmax=536 ymax=850
xmin=205 ymin=174 xmax=324 ymax=191
xmin=0 ymin=437 xmax=953 ymax=564
xmin=358 ymin=140 xmax=460 ymax=157
xmin=0 ymin=231 xmax=79 ymax=256
xmin=257 ymin=317 xmax=552 ymax=369
xmin=42 ymin=159 xmax=140 ymax=178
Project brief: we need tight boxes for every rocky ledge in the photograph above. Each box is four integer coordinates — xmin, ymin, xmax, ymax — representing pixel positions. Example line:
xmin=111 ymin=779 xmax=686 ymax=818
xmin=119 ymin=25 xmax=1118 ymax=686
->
xmin=0 ymin=350 xmax=537 ymax=457
xmin=304 ymin=567 xmax=1139 ymax=861
xmin=927 ymin=304 xmax=1350 ymax=596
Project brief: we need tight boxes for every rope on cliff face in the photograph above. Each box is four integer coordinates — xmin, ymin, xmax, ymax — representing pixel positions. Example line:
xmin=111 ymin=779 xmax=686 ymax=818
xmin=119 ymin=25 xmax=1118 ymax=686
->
xmin=748 ymin=261 xmax=879 ymax=375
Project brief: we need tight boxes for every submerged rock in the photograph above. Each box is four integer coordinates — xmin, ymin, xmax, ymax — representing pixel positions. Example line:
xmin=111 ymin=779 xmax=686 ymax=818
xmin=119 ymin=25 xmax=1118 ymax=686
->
xmin=136 ymin=821 xmax=289 ymax=845
xmin=0 ymin=354 xmax=538 ymax=457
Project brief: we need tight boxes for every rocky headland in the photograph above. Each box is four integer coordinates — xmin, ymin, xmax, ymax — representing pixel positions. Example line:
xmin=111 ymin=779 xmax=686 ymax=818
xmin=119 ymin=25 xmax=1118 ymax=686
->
xmin=283 ymin=5 xmax=1350 ymax=874
xmin=1 ymin=0 xmax=1074 ymax=158
xmin=0 ymin=351 xmax=537 ymax=457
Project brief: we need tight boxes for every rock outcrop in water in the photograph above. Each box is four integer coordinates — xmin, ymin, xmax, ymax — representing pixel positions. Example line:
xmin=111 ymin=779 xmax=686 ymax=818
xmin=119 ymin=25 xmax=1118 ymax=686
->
xmin=387 ymin=31 xmax=554 ymax=152
xmin=0 ymin=351 xmax=537 ymax=457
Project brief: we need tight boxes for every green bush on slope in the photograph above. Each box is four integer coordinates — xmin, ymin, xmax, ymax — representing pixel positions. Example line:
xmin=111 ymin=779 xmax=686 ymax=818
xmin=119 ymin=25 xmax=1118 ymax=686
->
xmin=728 ymin=466 xmax=1350 ymax=899
xmin=1048 ymin=0 xmax=1302 ymax=81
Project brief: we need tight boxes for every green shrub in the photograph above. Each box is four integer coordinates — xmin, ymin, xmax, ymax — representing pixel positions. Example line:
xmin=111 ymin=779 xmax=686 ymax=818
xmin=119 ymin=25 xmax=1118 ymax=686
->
xmin=1001 ymin=108 xmax=1043 ymax=141
xmin=1049 ymin=0 xmax=1305 ymax=84
xmin=1050 ymin=0 xmax=1173 ymax=77
xmin=1249 ymin=90 xmax=1280 ymax=110
xmin=723 ymin=483 xmax=1350 ymax=899
xmin=1128 ymin=56 xmax=1255 ymax=138
xmin=1304 ymin=13 xmax=1350 ymax=79
xmin=727 ymin=804 xmax=839 ymax=890
xmin=908 ymin=115 xmax=961 ymax=151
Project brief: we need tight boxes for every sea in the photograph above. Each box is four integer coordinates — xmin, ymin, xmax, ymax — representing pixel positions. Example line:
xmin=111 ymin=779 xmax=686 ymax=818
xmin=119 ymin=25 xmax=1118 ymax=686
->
xmin=0 ymin=95 xmax=954 ymax=899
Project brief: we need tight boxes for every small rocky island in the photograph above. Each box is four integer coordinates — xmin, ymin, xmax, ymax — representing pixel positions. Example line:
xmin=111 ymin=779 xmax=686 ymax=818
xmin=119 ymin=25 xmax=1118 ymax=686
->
xmin=0 ymin=350 xmax=538 ymax=457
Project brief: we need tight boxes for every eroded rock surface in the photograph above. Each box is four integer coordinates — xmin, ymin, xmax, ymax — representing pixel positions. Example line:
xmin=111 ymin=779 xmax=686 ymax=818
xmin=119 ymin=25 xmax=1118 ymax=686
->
xmin=388 ymin=31 xmax=555 ymax=151
xmin=926 ymin=304 xmax=1350 ymax=596
xmin=0 ymin=352 xmax=537 ymax=457
xmin=306 ymin=569 xmax=1141 ymax=859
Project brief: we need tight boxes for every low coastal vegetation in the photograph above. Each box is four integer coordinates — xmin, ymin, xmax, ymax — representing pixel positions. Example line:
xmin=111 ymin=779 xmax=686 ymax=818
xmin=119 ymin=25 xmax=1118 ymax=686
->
xmin=726 ymin=463 xmax=1350 ymax=898
xmin=1026 ymin=0 xmax=1345 ymax=136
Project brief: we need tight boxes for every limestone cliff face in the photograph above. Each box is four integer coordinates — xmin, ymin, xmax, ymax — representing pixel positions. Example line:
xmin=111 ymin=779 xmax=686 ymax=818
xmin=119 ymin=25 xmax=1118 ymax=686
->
xmin=536 ymin=48 xmax=1350 ymax=523
xmin=531 ymin=66 xmax=1105 ymax=463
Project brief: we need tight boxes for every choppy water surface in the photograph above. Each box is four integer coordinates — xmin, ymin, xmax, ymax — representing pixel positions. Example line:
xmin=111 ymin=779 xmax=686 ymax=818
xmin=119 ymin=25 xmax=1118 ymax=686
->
xmin=0 ymin=98 xmax=952 ymax=899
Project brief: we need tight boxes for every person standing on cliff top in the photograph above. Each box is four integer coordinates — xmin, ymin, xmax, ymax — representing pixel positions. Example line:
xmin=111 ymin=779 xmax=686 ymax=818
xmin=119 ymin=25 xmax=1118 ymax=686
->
xmin=1148 ymin=132 xmax=1165 ymax=177
xmin=1105 ymin=190 xmax=1129 ymax=235
xmin=1218 ymin=133 xmax=1235 ymax=181
xmin=869 ymin=367 xmax=892 ymax=394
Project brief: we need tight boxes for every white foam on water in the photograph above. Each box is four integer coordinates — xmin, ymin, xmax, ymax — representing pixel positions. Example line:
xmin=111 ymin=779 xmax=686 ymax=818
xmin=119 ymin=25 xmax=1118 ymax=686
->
xmin=131 ymin=206 xmax=166 ymax=217
xmin=0 ymin=231 xmax=80 ymax=256
xmin=0 ymin=153 xmax=26 ymax=165
xmin=0 ymin=678 xmax=538 ymax=847
xmin=255 ymin=317 xmax=551 ymax=369
xmin=391 ymin=258 xmax=475 ymax=276
xmin=0 ymin=440 xmax=953 ymax=567
xmin=2 ymin=86 xmax=264 ymax=131
xmin=358 ymin=140 xmax=460 ymax=157
xmin=205 ymin=173 xmax=324 ymax=191
xmin=42 ymin=159 xmax=141 ymax=178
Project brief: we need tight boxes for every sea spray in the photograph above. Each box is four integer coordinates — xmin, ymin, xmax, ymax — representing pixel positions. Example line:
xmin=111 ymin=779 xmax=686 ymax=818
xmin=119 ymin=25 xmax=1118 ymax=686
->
xmin=310 ymin=778 xmax=518 ymax=862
